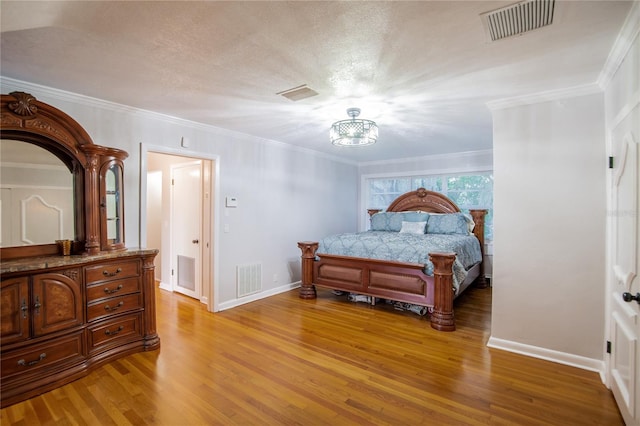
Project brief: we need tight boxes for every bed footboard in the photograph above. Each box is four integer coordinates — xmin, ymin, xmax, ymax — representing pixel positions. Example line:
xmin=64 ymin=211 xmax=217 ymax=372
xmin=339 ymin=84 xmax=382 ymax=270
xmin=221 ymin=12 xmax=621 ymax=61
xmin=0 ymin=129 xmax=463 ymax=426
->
xmin=297 ymin=241 xmax=458 ymax=331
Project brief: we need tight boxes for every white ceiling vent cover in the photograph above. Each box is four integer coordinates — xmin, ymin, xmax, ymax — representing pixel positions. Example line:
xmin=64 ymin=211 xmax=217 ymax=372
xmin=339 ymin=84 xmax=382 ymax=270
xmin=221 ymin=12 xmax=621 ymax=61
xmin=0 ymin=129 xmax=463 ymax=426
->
xmin=481 ymin=0 xmax=555 ymax=42
xmin=276 ymin=84 xmax=318 ymax=102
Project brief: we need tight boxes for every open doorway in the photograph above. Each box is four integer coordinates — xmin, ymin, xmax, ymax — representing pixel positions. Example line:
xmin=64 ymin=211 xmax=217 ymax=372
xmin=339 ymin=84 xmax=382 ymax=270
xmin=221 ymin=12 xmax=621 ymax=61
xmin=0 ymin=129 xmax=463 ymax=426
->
xmin=143 ymin=149 xmax=215 ymax=310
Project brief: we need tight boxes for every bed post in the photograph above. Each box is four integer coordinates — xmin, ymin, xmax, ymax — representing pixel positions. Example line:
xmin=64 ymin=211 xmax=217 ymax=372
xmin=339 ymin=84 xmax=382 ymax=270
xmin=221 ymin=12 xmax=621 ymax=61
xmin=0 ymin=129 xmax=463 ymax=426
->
xmin=298 ymin=241 xmax=319 ymax=299
xmin=469 ymin=209 xmax=488 ymax=288
xmin=429 ymin=252 xmax=457 ymax=331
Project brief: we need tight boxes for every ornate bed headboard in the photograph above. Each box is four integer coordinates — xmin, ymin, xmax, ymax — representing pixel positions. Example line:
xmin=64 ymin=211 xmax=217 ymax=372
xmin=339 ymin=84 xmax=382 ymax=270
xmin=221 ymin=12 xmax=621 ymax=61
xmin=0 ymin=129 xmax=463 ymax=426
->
xmin=367 ymin=188 xmax=461 ymax=217
xmin=367 ymin=188 xmax=487 ymax=260
xmin=385 ymin=188 xmax=460 ymax=213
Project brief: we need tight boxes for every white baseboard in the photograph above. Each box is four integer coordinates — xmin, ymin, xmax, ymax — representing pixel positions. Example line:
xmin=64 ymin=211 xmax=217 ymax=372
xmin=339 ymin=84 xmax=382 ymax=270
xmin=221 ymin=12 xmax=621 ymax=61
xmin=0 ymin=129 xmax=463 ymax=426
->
xmin=158 ymin=281 xmax=172 ymax=292
xmin=217 ymin=282 xmax=301 ymax=311
xmin=487 ymin=336 xmax=606 ymax=381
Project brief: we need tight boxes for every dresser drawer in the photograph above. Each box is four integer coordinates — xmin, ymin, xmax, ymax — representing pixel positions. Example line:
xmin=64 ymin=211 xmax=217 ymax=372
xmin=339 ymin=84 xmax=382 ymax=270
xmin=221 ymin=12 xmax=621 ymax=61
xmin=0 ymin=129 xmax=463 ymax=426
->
xmin=86 ymin=277 xmax=140 ymax=303
xmin=85 ymin=260 xmax=140 ymax=285
xmin=1 ymin=331 xmax=84 ymax=378
xmin=87 ymin=293 xmax=142 ymax=322
xmin=87 ymin=313 xmax=142 ymax=352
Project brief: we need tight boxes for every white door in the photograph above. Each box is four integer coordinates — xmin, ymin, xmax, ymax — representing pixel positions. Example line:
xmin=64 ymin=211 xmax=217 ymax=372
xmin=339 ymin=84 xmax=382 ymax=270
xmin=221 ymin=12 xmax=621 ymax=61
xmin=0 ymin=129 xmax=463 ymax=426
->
xmin=608 ymin=115 xmax=640 ymax=424
xmin=170 ymin=161 xmax=202 ymax=300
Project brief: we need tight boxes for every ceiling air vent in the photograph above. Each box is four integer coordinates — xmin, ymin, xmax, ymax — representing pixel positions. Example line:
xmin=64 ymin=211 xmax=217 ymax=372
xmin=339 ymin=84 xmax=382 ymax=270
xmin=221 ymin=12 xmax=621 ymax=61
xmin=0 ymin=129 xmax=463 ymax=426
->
xmin=276 ymin=84 xmax=318 ymax=102
xmin=481 ymin=0 xmax=555 ymax=42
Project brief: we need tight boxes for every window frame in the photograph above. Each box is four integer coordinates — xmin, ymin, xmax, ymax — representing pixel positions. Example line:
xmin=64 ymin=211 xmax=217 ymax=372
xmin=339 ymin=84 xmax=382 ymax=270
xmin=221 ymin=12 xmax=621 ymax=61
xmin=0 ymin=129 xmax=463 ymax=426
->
xmin=360 ymin=168 xmax=494 ymax=243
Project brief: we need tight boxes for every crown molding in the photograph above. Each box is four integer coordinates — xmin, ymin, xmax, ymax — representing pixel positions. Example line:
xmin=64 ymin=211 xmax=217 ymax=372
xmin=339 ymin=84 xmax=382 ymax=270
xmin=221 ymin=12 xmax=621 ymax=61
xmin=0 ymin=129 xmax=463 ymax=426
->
xmin=358 ymin=149 xmax=493 ymax=168
xmin=486 ymin=83 xmax=602 ymax=111
xmin=0 ymin=77 xmax=358 ymax=166
xmin=598 ymin=1 xmax=640 ymax=90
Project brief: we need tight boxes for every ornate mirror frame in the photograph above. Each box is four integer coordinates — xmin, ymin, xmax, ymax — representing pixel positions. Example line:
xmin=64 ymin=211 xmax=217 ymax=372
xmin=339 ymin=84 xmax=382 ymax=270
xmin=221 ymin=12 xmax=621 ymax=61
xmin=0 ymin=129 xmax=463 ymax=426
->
xmin=0 ymin=91 xmax=128 ymax=259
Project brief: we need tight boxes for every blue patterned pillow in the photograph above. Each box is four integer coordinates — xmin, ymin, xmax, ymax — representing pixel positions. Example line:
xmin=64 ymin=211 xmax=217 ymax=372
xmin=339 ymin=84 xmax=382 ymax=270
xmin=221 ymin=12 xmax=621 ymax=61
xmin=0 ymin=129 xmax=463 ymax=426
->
xmin=371 ymin=212 xmax=429 ymax=232
xmin=426 ymin=213 xmax=469 ymax=235
xmin=402 ymin=211 xmax=430 ymax=223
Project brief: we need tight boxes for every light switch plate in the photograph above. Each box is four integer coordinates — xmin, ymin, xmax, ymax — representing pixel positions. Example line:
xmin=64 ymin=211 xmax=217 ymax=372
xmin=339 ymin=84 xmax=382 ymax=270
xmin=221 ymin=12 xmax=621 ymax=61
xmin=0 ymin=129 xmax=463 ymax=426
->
xmin=225 ymin=196 xmax=238 ymax=207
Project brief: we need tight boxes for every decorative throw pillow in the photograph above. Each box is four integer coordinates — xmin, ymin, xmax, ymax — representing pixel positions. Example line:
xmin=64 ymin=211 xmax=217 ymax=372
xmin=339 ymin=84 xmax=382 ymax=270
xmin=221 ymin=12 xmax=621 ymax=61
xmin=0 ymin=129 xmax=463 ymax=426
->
xmin=426 ymin=213 xmax=469 ymax=235
xmin=399 ymin=221 xmax=427 ymax=234
xmin=370 ymin=212 xmax=404 ymax=231
xmin=402 ymin=211 xmax=430 ymax=223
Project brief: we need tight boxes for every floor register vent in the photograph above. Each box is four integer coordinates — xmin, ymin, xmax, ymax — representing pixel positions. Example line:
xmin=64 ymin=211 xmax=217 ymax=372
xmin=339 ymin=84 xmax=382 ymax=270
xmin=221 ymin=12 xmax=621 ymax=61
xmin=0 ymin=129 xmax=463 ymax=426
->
xmin=237 ymin=263 xmax=262 ymax=297
xmin=481 ymin=0 xmax=555 ymax=42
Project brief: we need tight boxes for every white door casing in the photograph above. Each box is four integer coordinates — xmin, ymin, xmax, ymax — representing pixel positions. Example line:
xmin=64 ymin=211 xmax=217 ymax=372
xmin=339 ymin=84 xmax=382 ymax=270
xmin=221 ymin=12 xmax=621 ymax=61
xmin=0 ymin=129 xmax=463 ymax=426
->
xmin=170 ymin=161 xmax=202 ymax=300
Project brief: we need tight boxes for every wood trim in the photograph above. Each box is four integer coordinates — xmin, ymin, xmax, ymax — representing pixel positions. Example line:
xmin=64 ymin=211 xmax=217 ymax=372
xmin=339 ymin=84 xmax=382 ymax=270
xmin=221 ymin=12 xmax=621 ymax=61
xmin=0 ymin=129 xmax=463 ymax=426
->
xmin=141 ymin=252 xmax=160 ymax=350
xmin=386 ymin=187 xmax=461 ymax=213
xmin=469 ymin=209 xmax=487 ymax=288
xmin=297 ymin=241 xmax=318 ymax=300
xmin=0 ymin=250 xmax=159 ymax=407
xmin=0 ymin=92 xmax=128 ymax=259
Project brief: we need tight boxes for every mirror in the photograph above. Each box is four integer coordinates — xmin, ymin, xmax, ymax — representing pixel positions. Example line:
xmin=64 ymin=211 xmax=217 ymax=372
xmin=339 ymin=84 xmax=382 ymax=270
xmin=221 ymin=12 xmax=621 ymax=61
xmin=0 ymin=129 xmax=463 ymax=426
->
xmin=1 ymin=91 xmax=128 ymax=259
xmin=104 ymin=163 xmax=122 ymax=244
xmin=0 ymin=139 xmax=75 ymax=247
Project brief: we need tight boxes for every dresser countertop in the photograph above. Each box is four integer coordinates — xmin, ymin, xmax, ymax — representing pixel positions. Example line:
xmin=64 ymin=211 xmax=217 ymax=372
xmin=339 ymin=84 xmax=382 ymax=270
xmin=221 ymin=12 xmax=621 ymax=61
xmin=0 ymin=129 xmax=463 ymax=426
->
xmin=0 ymin=248 xmax=159 ymax=275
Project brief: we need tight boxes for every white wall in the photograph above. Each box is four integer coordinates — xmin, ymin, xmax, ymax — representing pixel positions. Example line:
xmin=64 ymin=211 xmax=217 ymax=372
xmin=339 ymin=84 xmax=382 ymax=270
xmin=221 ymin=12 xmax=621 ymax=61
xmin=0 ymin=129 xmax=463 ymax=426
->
xmin=1 ymin=78 xmax=359 ymax=309
xmin=490 ymin=91 xmax=606 ymax=363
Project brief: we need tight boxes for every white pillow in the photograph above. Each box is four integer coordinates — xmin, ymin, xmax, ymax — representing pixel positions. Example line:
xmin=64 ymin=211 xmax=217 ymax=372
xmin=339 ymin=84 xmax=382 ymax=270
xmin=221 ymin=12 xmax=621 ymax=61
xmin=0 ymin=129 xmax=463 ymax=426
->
xmin=399 ymin=221 xmax=426 ymax=234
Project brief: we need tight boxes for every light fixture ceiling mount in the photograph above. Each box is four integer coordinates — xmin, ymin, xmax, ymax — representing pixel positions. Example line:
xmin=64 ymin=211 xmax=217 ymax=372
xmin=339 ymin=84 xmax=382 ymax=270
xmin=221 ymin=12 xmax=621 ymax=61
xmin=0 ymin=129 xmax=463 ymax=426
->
xmin=330 ymin=107 xmax=378 ymax=147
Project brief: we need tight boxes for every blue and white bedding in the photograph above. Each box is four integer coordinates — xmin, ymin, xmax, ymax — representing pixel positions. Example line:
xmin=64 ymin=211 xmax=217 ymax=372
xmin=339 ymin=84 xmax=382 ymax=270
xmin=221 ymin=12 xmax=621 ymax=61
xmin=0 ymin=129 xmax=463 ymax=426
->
xmin=317 ymin=231 xmax=482 ymax=293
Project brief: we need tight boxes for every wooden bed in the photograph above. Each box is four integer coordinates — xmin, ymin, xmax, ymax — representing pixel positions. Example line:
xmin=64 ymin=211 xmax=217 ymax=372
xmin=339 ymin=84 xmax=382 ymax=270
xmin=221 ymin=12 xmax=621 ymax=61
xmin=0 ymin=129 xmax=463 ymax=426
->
xmin=298 ymin=188 xmax=487 ymax=331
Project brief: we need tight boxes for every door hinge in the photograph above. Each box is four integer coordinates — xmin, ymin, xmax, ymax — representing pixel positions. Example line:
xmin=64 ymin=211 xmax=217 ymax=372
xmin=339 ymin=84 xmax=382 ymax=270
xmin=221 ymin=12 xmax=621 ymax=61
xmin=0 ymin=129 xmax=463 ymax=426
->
xmin=171 ymin=269 xmax=174 ymax=276
xmin=171 ymin=178 xmax=175 ymax=185
xmin=608 ymin=156 xmax=614 ymax=169
xmin=606 ymin=340 xmax=611 ymax=354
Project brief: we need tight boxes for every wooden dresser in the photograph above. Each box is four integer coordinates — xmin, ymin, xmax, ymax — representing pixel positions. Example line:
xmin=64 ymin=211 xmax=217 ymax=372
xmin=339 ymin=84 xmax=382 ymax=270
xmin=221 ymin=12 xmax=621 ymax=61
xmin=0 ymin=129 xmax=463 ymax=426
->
xmin=0 ymin=250 xmax=159 ymax=407
xmin=1 ymin=91 xmax=160 ymax=407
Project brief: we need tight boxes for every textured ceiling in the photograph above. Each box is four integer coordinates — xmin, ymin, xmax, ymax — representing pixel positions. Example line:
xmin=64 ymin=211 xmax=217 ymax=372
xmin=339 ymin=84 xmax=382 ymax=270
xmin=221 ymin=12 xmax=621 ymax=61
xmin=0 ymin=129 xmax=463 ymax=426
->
xmin=0 ymin=1 xmax=633 ymax=163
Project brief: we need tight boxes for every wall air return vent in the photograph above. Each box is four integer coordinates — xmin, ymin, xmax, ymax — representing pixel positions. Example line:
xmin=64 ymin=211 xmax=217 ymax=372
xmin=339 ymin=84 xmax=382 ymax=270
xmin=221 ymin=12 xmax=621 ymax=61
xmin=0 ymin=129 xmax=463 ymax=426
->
xmin=237 ymin=263 xmax=262 ymax=297
xmin=276 ymin=84 xmax=318 ymax=102
xmin=481 ymin=0 xmax=555 ymax=42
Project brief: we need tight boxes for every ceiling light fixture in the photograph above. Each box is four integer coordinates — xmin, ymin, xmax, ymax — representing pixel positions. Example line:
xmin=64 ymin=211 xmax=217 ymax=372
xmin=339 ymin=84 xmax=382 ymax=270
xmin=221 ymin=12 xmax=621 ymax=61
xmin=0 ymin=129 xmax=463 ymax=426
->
xmin=330 ymin=108 xmax=378 ymax=147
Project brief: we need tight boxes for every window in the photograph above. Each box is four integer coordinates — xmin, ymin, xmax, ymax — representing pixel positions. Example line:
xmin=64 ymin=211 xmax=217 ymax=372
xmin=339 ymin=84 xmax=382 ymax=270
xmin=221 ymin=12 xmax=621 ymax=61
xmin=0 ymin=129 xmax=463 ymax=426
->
xmin=366 ymin=172 xmax=493 ymax=240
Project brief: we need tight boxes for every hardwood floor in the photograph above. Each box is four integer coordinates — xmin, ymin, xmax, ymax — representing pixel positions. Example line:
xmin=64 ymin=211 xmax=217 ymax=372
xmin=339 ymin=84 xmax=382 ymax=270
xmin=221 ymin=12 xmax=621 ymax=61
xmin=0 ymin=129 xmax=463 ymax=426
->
xmin=2 ymin=285 xmax=623 ymax=425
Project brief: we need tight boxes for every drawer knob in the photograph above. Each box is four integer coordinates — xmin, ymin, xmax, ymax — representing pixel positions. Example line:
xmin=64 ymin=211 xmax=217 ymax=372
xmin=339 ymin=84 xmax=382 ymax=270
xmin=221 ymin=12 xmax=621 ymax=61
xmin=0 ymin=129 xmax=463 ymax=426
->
xmin=104 ymin=284 xmax=124 ymax=294
xmin=105 ymin=326 xmax=125 ymax=336
xmin=103 ymin=268 xmax=122 ymax=277
xmin=17 ymin=353 xmax=46 ymax=367
xmin=104 ymin=301 xmax=124 ymax=311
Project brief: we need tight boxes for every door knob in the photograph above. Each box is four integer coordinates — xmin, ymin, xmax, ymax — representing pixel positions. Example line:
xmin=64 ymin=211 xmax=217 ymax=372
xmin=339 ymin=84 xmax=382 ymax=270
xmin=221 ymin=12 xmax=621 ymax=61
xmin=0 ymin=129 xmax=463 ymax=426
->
xmin=192 ymin=239 xmax=199 ymax=244
xmin=622 ymin=292 xmax=640 ymax=304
